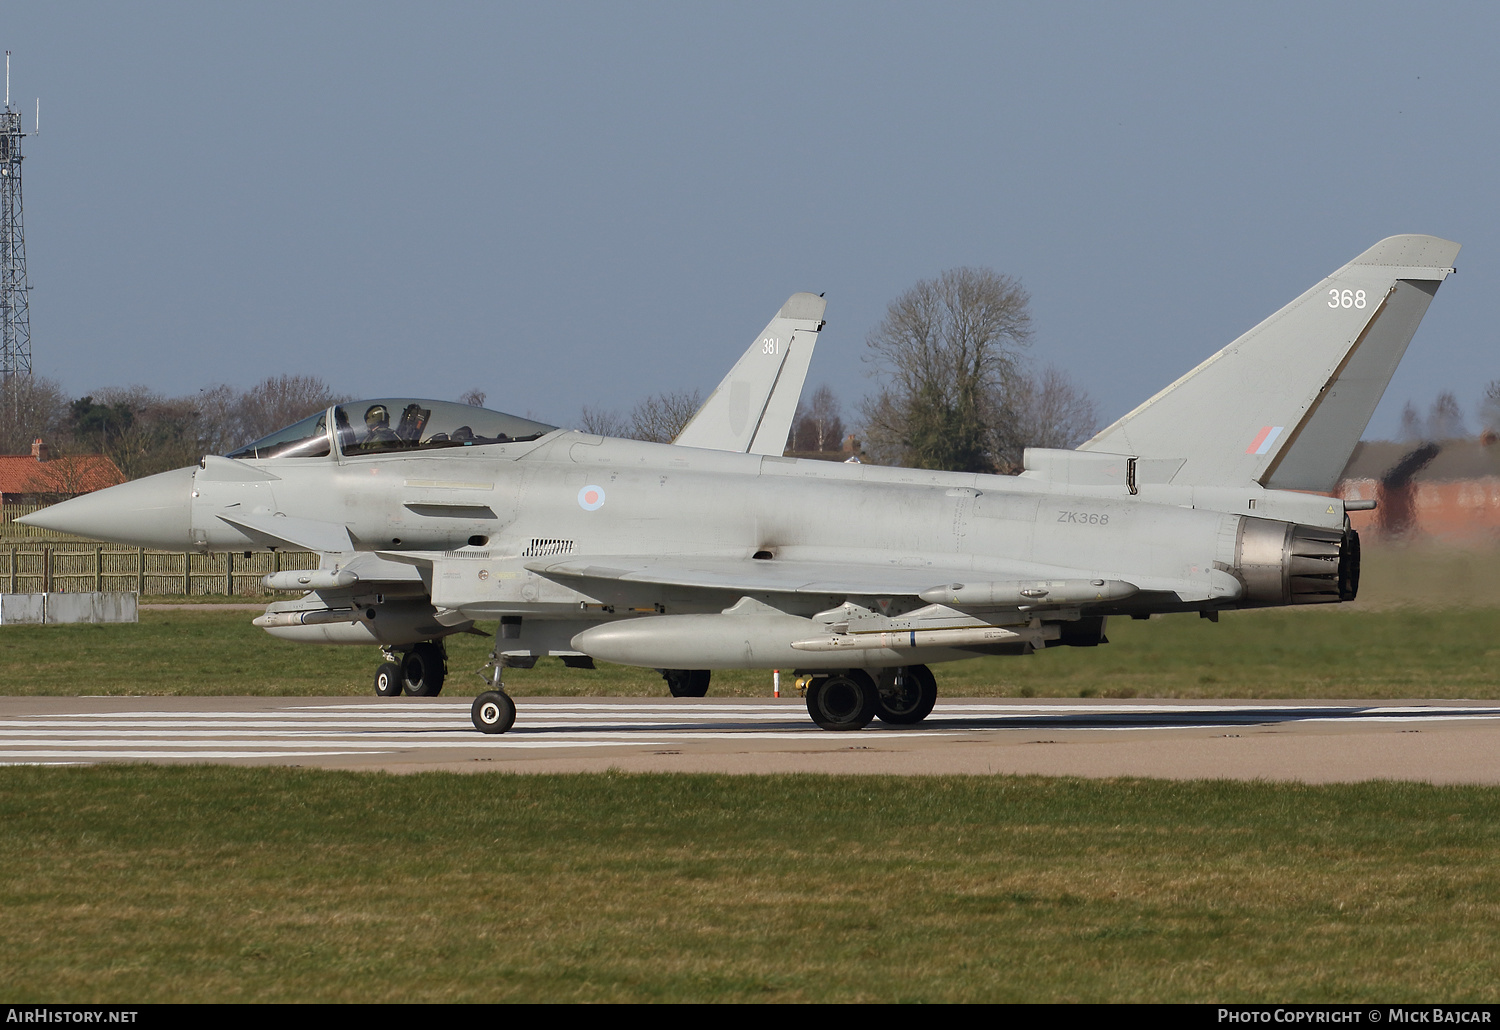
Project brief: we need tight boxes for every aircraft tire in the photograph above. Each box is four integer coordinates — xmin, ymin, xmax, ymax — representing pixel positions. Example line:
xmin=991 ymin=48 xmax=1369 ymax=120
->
xmin=472 ymin=691 xmax=516 ymax=734
xmin=402 ymin=642 xmax=446 ymax=697
xmin=663 ymin=669 xmax=711 ymax=697
xmin=806 ymin=671 xmax=878 ymax=731
xmin=875 ymin=664 xmax=938 ymax=726
xmin=373 ymin=661 xmax=403 ymax=697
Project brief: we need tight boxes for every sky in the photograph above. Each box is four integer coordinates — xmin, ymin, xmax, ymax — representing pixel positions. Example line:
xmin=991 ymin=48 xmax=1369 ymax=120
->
xmin=3 ymin=2 xmax=1496 ymax=439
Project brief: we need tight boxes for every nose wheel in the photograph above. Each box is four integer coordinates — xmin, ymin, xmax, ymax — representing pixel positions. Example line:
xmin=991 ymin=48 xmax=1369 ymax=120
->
xmin=472 ymin=691 xmax=516 ymax=734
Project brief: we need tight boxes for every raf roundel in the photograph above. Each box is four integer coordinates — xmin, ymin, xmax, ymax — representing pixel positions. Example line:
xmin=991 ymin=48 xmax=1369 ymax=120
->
xmin=577 ymin=485 xmax=606 ymax=511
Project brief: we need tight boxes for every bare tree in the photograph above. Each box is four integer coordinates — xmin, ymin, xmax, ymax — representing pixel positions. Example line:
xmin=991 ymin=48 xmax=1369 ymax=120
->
xmin=628 ymin=389 xmax=702 ymax=443
xmin=578 ymin=403 xmax=631 ymax=438
xmin=234 ymin=374 xmax=343 ymax=444
xmin=860 ymin=267 xmax=1032 ymax=471
xmin=192 ymin=384 xmax=243 ymax=456
xmin=0 ymin=375 xmax=68 ymax=454
xmin=1399 ymin=401 xmax=1425 ymax=443
xmin=1427 ymin=391 xmax=1468 ymax=440
xmin=993 ymin=366 xmax=1100 ymax=469
xmin=1480 ymin=380 xmax=1500 ymax=435
xmin=459 ymin=389 xmax=487 ymax=408
xmin=793 ymin=385 xmax=845 ymax=452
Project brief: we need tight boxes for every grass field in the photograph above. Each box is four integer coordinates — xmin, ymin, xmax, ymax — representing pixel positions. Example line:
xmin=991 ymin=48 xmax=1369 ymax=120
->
xmin=4 ymin=546 xmax=1497 ymax=1003
xmin=2 ymin=542 xmax=1495 ymax=700
xmin=2 ymin=602 xmax=1496 ymax=699
xmin=2 ymin=766 xmax=1497 ymax=1003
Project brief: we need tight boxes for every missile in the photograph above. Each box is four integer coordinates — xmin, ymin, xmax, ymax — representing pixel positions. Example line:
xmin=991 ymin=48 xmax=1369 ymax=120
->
xmin=791 ymin=623 xmax=1059 ymax=652
xmin=917 ymin=578 xmax=1138 ymax=607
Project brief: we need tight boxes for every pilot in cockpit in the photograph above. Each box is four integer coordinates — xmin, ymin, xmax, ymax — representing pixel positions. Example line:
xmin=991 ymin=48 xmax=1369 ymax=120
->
xmin=363 ymin=404 xmax=398 ymax=445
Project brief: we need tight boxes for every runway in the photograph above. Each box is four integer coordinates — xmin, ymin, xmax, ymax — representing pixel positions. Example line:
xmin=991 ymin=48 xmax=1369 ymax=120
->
xmin=4 ymin=695 xmax=1500 ymax=782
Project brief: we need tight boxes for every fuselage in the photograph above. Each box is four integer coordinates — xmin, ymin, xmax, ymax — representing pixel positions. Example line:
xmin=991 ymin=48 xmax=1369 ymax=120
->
xmin=34 ymin=424 xmax=1353 ymax=629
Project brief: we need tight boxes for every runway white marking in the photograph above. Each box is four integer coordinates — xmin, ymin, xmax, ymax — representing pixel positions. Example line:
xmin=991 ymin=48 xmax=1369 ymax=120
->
xmin=2 ymin=700 xmax=1498 ymax=766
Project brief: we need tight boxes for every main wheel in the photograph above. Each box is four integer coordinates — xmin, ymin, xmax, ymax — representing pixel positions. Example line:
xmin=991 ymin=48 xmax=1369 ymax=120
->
xmin=806 ymin=670 xmax=878 ymax=731
xmin=876 ymin=664 xmax=938 ymax=725
xmin=402 ymin=642 xmax=446 ymax=697
xmin=472 ymin=691 xmax=516 ymax=734
xmin=373 ymin=661 xmax=402 ymax=697
xmin=662 ymin=669 xmax=711 ymax=698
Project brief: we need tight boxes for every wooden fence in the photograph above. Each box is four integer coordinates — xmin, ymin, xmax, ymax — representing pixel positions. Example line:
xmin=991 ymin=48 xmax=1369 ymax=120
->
xmin=0 ymin=546 xmax=318 ymax=597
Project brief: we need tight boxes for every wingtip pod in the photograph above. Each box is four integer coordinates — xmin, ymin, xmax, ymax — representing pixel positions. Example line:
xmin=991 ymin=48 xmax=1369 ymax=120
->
xmin=1079 ymin=234 xmax=1461 ymax=493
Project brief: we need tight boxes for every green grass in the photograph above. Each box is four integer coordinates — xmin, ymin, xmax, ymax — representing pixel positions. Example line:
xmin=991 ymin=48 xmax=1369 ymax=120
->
xmin=1 ymin=543 xmax=1495 ymax=699
xmin=1 ymin=766 xmax=1497 ymax=1003
xmin=1 ymin=604 xmax=1496 ymax=698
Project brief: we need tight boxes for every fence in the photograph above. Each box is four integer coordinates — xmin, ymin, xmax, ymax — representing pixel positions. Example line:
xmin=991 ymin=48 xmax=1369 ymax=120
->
xmin=1 ymin=502 xmax=84 ymax=541
xmin=0 ymin=546 xmax=319 ymax=597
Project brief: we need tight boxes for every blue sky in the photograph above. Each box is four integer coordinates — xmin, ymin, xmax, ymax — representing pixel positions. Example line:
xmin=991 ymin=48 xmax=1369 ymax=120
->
xmin=4 ymin=2 xmax=1495 ymax=438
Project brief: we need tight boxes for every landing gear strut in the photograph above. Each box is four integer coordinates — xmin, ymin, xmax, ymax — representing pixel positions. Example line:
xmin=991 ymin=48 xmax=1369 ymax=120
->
xmin=471 ymin=655 xmax=516 ymax=733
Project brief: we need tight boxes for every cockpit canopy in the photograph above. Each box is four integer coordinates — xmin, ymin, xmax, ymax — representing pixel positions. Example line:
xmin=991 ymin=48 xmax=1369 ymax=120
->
xmin=225 ymin=399 xmax=556 ymax=460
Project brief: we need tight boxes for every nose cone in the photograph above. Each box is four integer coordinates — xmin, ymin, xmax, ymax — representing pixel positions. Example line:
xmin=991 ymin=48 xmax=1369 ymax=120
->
xmin=16 ymin=466 xmax=196 ymax=549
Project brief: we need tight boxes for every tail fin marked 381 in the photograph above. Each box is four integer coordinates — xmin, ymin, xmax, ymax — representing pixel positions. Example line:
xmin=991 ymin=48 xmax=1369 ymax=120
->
xmin=1079 ymin=234 xmax=1460 ymax=491
xmin=674 ymin=292 xmax=827 ymax=455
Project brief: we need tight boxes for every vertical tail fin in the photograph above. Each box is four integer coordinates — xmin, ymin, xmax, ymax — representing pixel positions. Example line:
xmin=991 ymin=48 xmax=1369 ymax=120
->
xmin=1079 ymin=235 xmax=1459 ymax=490
xmin=674 ymin=293 xmax=826 ymax=454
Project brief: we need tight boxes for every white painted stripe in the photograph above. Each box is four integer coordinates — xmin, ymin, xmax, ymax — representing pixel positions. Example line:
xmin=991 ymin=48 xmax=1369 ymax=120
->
xmin=1254 ymin=425 xmax=1285 ymax=455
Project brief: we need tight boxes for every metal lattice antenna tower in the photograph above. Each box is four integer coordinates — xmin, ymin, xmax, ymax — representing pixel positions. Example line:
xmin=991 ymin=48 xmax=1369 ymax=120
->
xmin=1 ymin=52 xmax=34 ymax=382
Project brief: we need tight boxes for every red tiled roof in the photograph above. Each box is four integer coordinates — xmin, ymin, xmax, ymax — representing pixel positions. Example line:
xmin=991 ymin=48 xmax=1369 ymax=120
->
xmin=0 ymin=454 xmax=127 ymax=495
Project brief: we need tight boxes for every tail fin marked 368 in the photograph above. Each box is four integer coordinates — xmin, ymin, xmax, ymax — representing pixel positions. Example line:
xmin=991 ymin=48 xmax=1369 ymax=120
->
xmin=1079 ymin=234 xmax=1460 ymax=491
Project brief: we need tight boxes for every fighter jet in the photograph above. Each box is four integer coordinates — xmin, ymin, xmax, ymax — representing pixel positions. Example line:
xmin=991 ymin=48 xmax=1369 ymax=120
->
xmin=23 ymin=236 xmax=1459 ymax=736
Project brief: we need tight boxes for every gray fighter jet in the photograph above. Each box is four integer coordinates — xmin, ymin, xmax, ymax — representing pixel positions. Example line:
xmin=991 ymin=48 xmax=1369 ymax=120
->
xmin=23 ymin=236 xmax=1459 ymax=735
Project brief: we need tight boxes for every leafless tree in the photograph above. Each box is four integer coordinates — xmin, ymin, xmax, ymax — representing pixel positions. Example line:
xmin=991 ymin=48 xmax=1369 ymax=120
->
xmin=234 ymin=374 xmax=344 ymax=444
xmin=0 ymin=375 xmax=68 ymax=455
xmin=1427 ymin=391 xmax=1468 ymax=440
xmin=1399 ymin=401 xmax=1425 ymax=443
xmin=192 ymin=384 xmax=243 ymax=456
xmin=578 ymin=404 xmax=631 ymax=438
xmin=576 ymin=389 xmax=703 ymax=442
xmin=860 ymin=267 xmax=1032 ymax=471
xmin=792 ymin=385 xmax=845 ymax=453
xmin=1480 ymin=380 xmax=1500 ymax=435
xmin=628 ymin=389 xmax=702 ymax=443
xmin=459 ymin=389 xmax=487 ymax=408
xmin=992 ymin=366 xmax=1100 ymax=470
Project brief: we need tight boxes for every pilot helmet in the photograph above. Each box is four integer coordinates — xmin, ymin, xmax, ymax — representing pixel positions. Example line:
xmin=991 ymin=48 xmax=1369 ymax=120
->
xmin=364 ymin=404 xmax=390 ymax=428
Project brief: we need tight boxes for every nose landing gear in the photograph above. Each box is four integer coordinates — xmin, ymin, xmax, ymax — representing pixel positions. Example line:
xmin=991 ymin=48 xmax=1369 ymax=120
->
xmin=471 ymin=654 xmax=516 ymax=734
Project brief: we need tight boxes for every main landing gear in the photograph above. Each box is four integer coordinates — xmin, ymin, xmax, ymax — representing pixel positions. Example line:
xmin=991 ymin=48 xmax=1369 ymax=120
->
xmin=801 ymin=665 xmax=938 ymax=731
xmin=661 ymin=669 xmax=711 ymax=697
xmin=372 ymin=640 xmax=447 ymax=697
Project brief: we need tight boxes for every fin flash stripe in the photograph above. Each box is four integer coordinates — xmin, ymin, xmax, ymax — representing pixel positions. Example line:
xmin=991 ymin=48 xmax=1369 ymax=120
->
xmin=1246 ymin=426 xmax=1284 ymax=456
